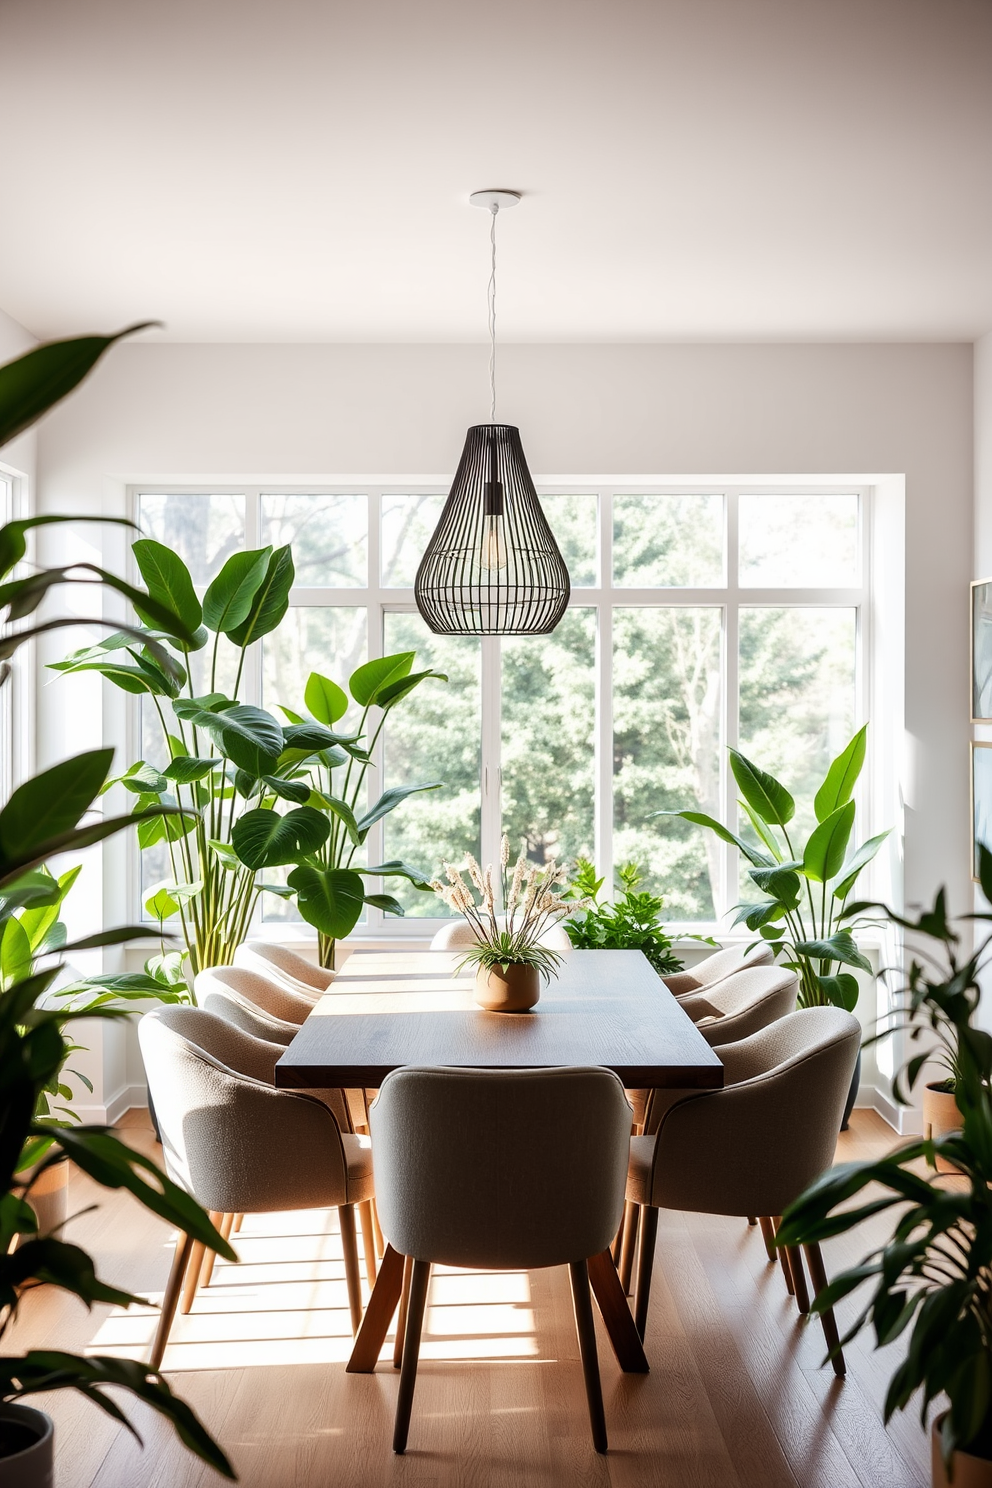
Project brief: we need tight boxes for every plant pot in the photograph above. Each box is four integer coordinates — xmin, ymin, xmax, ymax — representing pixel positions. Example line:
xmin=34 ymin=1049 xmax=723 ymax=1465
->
xmin=840 ymin=1048 xmax=862 ymax=1131
xmin=14 ymin=1160 xmax=68 ymax=1247
xmin=0 ymin=1403 xmax=54 ymax=1487
xmin=923 ymin=1082 xmax=963 ymax=1175
xmin=474 ymin=963 xmax=540 ymax=1013
xmin=932 ymin=1413 xmax=992 ymax=1487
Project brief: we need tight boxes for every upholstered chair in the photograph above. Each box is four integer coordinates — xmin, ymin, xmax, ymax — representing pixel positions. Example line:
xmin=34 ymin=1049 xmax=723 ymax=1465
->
xmin=369 ymin=1065 xmax=632 ymax=1454
xmin=677 ymin=965 xmax=799 ymax=1046
xmin=199 ymin=984 xmax=297 ymax=1045
xmin=429 ymin=915 xmax=571 ymax=952
xmin=662 ymin=940 xmax=774 ymax=996
xmin=234 ymin=939 xmax=334 ymax=996
xmin=138 ymin=1006 xmax=375 ymax=1368
xmin=195 ymin=963 xmax=314 ymax=1026
xmin=627 ymin=1007 xmax=861 ymax=1374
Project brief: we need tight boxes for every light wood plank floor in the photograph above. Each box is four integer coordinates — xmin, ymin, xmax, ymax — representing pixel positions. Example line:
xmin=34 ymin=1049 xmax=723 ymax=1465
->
xmin=9 ymin=1109 xmax=929 ymax=1487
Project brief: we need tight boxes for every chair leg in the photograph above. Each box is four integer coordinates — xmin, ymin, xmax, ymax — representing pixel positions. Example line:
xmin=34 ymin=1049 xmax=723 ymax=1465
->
xmin=371 ymin=1196 xmax=385 ymax=1258
xmin=339 ymin=1204 xmax=364 ymax=1336
xmin=803 ymin=1242 xmax=846 ymax=1377
xmin=231 ymin=1212 xmax=244 ymax=1234
xmin=757 ymin=1214 xmax=777 ymax=1262
xmin=611 ymin=1209 xmax=625 ymax=1264
xmin=393 ymin=1253 xmax=413 ymax=1369
xmin=393 ymin=1258 xmax=431 ymax=1454
xmin=150 ymin=1231 xmax=194 ymax=1370
xmin=632 ymin=1204 xmax=659 ymax=1341
xmin=772 ymin=1216 xmax=794 ymax=1295
xmin=568 ymin=1260 xmax=608 ymax=1454
xmin=180 ymin=1237 xmax=207 ymax=1315
xmin=359 ymin=1201 xmax=378 ymax=1287
xmin=200 ymin=1211 xmax=235 ymax=1290
xmin=747 ymin=1215 xmax=758 ymax=1226
xmin=786 ymin=1244 xmax=810 ymax=1314
xmin=618 ymin=1200 xmax=640 ymax=1294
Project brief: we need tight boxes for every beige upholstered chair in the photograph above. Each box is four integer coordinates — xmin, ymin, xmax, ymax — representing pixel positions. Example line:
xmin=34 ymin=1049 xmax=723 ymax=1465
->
xmin=139 ymin=1006 xmax=375 ymax=1366
xmin=677 ymin=965 xmax=799 ymax=1046
xmin=199 ymin=984 xmax=297 ymax=1045
xmin=429 ymin=915 xmax=571 ymax=952
xmin=234 ymin=939 xmax=334 ymax=995
xmin=195 ymin=964 xmax=314 ymax=1026
xmin=662 ymin=940 xmax=774 ymax=997
xmin=627 ymin=1007 xmax=861 ymax=1374
xmin=369 ymin=1065 xmax=632 ymax=1454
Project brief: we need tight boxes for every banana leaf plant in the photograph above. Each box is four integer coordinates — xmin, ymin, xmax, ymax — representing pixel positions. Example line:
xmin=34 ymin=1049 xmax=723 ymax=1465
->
xmin=51 ymin=539 xmax=369 ymax=979
xmin=234 ymin=655 xmax=446 ymax=968
xmin=777 ymin=856 xmax=992 ymax=1471
xmin=657 ymin=725 xmax=889 ymax=1009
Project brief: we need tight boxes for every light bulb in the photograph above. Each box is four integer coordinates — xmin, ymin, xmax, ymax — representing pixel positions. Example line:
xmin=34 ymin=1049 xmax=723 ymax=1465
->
xmin=480 ymin=513 xmax=508 ymax=571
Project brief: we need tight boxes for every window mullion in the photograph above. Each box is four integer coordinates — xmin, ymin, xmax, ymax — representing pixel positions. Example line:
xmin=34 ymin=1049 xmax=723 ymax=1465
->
xmin=597 ymin=489 xmax=614 ymax=895
xmin=724 ymin=489 xmax=740 ymax=921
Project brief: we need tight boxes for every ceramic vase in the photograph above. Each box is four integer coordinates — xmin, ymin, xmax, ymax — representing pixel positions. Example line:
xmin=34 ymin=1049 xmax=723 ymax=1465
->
xmin=474 ymin=962 xmax=540 ymax=1012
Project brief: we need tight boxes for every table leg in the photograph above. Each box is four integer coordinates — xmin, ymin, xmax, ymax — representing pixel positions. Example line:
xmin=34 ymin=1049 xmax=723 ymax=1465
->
xmin=587 ymin=1248 xmax=649 ymax=1373
xmin=345 ymin=1243 xmax=406 ymax=1373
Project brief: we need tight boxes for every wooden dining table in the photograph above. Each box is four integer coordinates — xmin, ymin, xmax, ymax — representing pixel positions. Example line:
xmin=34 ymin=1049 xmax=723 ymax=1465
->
xmin=274 ymin=946 xmax=724 ymax=1376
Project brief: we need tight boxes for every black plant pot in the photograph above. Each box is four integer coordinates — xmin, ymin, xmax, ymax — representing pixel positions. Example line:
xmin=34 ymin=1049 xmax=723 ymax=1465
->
xmin=840 ymin=1049 xmax=862 ymax=1131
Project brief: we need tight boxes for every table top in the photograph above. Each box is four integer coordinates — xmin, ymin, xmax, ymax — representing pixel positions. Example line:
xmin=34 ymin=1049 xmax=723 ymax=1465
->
xmin=274 ymin=947 xmax=724 ymax=1090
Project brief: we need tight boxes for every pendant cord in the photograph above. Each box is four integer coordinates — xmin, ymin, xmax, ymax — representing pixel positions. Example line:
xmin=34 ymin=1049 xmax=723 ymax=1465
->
xmin=488 ymin=204 xmax=498 ymax=423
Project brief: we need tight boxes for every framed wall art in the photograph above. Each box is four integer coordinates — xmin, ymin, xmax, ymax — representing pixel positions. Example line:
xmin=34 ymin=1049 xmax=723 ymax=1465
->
xmin=971 ymin=577 xmax=992 ymax=721
xmin=972 ymin=741 xmax=992 ymax=881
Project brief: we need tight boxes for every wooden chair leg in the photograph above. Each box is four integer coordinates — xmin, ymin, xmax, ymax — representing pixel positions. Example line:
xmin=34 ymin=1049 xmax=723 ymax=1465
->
xmin=772 ymin=1216 xmax=794 ymax=1295
xmin=786 ymin=1244 xmax=810 ymax=1314
xmin=231 ymin=1213 xmax=244 ymax=1234
xmin=359 ymin=1201 xmax=378 ymax=1288
xmin=150 ymin=1231 xmax=194 ymax=1370
xmin=180 ymin=1237 xmax=207 ymax=1315
xmin=393 ymin=1258 xmax=431 ymax=1454
xmin=393 ymin=1254 xmax=413 ymax=1369
xmin=569 ymin=1260 xmax=608 ymax=1454
xmin=611 ymin=1208 xmax=625 ymax=1264
xmin=632 ymin=1204 xmax=659 ymax=1341
xmin=201 ymin=1211 xmax=235 ymax=1289
xmin=618 ymin=1200 xmax=640 ymax=1294
xmin=757 ymin=1214 xmax=777 ymax=1262
xmin=803 ymin=1242 xmax=846 ymax=1377
xmin=339 ymin=1204 xmax=363 ymax=1336
xmin=747 ymin=1215 xmax=758 ymax=1226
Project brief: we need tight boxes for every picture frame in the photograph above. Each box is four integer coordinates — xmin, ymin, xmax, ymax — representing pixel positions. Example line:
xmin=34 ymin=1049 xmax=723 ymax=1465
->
xmin=971 ymin=577 xmax=992 ymax=721
xmin=972 ymin=742 xmax=992 ymax=882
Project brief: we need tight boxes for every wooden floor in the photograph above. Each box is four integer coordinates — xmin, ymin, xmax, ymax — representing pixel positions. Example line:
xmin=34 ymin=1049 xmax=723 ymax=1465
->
xmin=9 ymin=1109 xmax=930 ymax=1487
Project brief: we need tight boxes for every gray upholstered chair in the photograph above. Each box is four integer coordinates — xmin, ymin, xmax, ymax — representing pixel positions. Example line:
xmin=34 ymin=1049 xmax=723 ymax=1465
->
xmin=429 ymin=915 xmax=571 ymax=952
xmin=627 ymin=1007 xmax=861 ymax=1374
xmin=662 ymin=940 xmax=774 ymax=997
xmin=138 ymin=1005 xmax=375 ymax=1368
xmin=677 ymin=965 xmax=799 ymax=1046
xmin=369 ymin=1065 xmax=632 ymax=1454
xmin=234 ymin=939 xmax=334 ymax=996
xmin=195 ymin=963 xmax=314 ymax=1026
xmin=199 ymin=983 xmax=297 ymax=1045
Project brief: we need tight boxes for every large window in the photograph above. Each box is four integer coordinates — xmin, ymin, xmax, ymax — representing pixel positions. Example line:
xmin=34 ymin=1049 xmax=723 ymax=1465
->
xmin=134 ymin=484 xmax=867 ymax=930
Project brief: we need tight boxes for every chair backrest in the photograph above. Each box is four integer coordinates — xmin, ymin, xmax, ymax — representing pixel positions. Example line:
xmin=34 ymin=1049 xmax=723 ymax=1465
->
xmin=680 ymin=965 xmax=798 ymax=1046
xmin=429 ymin=915 xmax=571 ymax=952
xmin=642 ymin=1007 xmax=861 ymax=1216
xmin=138 ymin=1006 xmax=349 ymax=1214
xmin=663 ymin=941 xmax=774 ymax=996
xmin=195 ymin=964 xmax=314 ymax=1026
xmin=200 ymin=986 xmax=297 ymax=1046
xmin=370 ymin=1066 xmax=631 ymax=1270
xmin=234 ymin=940 xmax=333 ymax=995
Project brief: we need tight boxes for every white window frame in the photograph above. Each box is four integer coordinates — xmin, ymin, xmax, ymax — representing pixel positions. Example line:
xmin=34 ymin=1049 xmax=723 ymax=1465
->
xmin=127 ymin=478 xmax=878 ymax=942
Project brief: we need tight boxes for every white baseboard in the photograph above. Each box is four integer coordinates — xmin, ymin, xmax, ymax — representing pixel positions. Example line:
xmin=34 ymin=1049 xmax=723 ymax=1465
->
xmin=71 ymin=1083 xmax=148 ymax=1126
xmin=864 ymin=1084 xmax=922 ymax=1135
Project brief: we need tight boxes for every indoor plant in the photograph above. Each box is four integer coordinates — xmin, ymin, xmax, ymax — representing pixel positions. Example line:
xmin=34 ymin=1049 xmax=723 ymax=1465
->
xmin=562 ymin=857 xmax=705 ymax=977
xmin=430 ymin=839 xmax=587 ymax=1012
xmin=0 ymin=330 xmax=236 ymax=1479
xmin=776 ymin=857 xmax=992 ymax=1487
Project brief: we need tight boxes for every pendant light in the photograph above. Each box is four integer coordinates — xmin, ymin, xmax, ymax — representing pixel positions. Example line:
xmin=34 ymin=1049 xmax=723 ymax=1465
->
xmin=414 ymin=190 xmax=570 ymax=635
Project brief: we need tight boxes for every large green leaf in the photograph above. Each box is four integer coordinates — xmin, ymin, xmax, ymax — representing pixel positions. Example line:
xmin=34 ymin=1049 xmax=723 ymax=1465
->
xmin=0 ymin=325 xmax=156 ymax=449
xmin=748 ymin=863 xmax=802 ymax=907
xmin=813 ymin=725 xmax=868 ymax=823
xmin=833 ymin=830 xmax=891 ymax=900
xmin=729 ymin=749 xmax=795 ymax=827
xmin=816 ymin=972 xmax=861 ymax=1011
xmin=375 ymin=668 xmax=447 ymax=709
xmin=349 ymin=651 xmax=414 ymax=706
xmin=802 ymin=800 xmax=856 ymax=884
xmin=163 ymin=755 xmax=221 ymax=784
xmin=356 ymin=781 xmax=443 ymax=837
xmin=226 ymin=545 xmax=294 ymax=647
xmin=304 ymin=671 xmax=349 ymax=725
xmin=359 ymin=860 xmax=433 ymax=887
xmin=315 ymin=795 xmax=361 ymax=845
xmin=232 ymin=806 xmax=330 ymax=870
xmin=174 ymin=701 xmax=283 ymax=777
xmin=201 ymin=547 xmax=270 ymax=634
xmin=0 ymin=807 xmax=184 ymax=890
xmin=131 ymin=540 xmax=202 ymax=638
xmin=0 ymin=748 xmax=111 ymax=865
xmin=286 ymin=865 xmax=365 ymax=938
xmin=0 ymin=916 xmax=31 ymax=988
xmin=794 ymin=929 xmax=872 ymax=974
xmin=0 ymin=515 xmax=136 ymax=585
xmin=651 ymin=809 xmax=774 ymax=868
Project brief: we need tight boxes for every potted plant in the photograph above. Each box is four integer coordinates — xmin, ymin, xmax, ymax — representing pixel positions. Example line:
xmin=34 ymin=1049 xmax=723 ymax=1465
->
xmin=776 ymin=854 xmax=992 ymax=1487
xmin=430 ymin=840 xmax=588 ymax=1011
xmin=562 ymin=857 xmax=713 ymax=976
xmin=0 ymin=330 xmax=236 ymax=1480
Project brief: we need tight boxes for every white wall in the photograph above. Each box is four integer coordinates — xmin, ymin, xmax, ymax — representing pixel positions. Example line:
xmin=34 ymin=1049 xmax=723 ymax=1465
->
xmin=33 ymin=339 xmax=975 ymax=1114
xmin=0 ymin=306 xmax=37 ymax=488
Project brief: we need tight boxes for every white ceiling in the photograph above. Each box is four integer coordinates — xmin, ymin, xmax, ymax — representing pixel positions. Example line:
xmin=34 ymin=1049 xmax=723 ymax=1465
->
xmin=2 ymin=0 xmax=991 ymax=343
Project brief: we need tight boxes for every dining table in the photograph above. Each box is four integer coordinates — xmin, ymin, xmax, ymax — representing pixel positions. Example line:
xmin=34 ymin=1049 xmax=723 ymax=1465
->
xmin=274 ymin=945 xmax=725 ymax=1375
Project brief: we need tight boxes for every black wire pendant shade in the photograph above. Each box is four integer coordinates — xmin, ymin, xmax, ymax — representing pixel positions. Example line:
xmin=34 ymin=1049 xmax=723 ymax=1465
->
xmin=414 ymin=423 xmax=571 ymax=635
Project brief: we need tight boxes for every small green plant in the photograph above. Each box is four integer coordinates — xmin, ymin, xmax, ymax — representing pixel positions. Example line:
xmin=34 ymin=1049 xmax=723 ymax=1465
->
xmin=563 ymin=859 xmax=694 ymax=978
xmin=659 ymin=725 xmax=889 ymax=1009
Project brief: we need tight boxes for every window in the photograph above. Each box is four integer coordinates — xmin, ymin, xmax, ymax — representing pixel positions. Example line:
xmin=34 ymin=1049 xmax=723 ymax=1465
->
xmin=133 ymin=484 xmax=867 ymax=930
